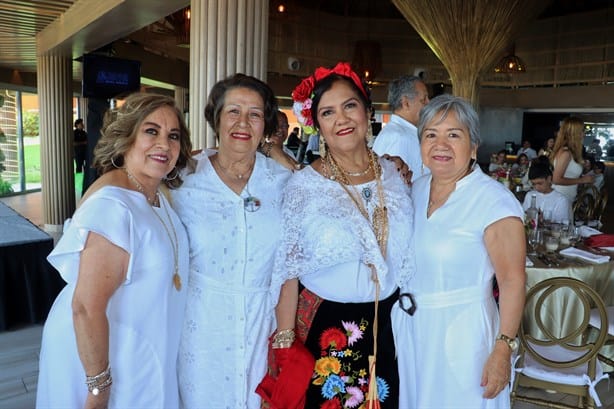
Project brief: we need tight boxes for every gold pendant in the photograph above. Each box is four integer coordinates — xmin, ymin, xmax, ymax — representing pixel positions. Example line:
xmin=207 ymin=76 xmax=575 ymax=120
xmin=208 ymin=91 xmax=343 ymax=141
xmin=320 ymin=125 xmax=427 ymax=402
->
xmin=173 ymin=273 xmax=182 ymax=291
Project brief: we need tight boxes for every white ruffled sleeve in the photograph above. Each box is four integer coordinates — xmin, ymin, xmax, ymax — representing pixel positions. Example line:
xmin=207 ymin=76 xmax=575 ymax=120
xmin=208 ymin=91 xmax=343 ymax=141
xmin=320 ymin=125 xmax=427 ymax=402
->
xmin=47 ymin=196 xmax=135 ymax=285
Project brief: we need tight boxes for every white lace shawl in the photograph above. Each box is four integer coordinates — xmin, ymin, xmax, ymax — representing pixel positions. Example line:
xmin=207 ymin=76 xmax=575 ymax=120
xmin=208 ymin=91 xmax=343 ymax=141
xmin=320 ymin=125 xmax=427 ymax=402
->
xmin=269 ymin=158 xmax=415 ymax=310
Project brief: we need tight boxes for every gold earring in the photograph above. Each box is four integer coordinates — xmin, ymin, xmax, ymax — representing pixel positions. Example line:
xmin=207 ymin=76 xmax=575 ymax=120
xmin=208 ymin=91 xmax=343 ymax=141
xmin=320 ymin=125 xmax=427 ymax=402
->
xmin=319 ymin=136 xmax=327 ymax=158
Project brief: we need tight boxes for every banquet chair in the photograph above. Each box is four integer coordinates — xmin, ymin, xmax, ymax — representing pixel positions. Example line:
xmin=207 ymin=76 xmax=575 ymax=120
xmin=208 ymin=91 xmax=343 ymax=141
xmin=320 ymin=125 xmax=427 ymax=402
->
xmin=593 ymin=187 xmax=608 ymax=224
xmin=510 ymin=277 xmax=609 ymax=409
xmin=573 ymin=192 xmax=596 ymax=224
xmin=588 ymin=305 xmax=614 ymax=368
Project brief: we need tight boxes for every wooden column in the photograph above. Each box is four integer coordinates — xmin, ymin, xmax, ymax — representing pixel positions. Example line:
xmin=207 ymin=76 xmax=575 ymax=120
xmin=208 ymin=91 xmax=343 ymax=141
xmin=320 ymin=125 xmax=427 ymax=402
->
xmin=189 ymin=0 xmax=269 ymax=149
xmin=37 ymin=54 xmax=74 ymax=230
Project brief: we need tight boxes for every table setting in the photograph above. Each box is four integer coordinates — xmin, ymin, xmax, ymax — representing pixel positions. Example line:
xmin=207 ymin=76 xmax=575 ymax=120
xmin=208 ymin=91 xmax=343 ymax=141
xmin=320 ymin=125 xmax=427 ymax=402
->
xmin=523 ymin=219 xmax=614 ymax=371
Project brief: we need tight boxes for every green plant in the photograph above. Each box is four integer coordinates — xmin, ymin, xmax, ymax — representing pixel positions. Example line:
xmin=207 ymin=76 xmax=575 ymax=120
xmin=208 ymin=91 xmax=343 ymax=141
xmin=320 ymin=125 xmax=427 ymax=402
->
xmin=0 ymin=176 xmax=13 ymax=195
xmin=22 ymin=111 xmax=39 ymax=137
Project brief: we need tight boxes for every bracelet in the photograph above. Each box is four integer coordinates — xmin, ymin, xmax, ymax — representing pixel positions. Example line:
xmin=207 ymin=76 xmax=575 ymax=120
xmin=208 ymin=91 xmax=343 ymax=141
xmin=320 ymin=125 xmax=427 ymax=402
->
xmin=86 ymin=364 xmax=112 ymax=396
xmin=272 ymin=328 xmax=295 ymax=349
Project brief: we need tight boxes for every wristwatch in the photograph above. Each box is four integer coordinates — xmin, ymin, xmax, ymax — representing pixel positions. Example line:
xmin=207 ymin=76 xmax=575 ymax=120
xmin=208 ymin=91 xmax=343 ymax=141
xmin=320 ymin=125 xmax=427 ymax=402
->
xmin=496 ymin=333 xmax=519 ymax=352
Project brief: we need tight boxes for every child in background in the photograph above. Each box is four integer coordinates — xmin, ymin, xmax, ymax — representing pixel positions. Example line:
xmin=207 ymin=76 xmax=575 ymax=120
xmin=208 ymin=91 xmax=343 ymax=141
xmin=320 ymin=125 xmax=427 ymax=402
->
xmin=523 ymin=157 xmax=573 ymax=223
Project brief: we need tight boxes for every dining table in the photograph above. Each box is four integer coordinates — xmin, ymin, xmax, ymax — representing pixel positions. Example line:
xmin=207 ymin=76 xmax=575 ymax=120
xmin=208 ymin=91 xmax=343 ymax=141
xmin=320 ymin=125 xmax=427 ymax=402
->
xmin=524 ymin=249 xmax=614 ymax=371
xmin=0 ymin=201 xmax=64 ymax=331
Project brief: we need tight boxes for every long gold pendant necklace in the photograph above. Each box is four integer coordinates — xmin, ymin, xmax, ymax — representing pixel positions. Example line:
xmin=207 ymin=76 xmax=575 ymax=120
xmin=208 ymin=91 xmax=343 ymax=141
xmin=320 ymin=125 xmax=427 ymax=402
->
xmin=125 ymin=169 xmax=181 ymax=291
xmin=152 ymin=200 xmax=182 ymax=291
xmin=325 ymin=150 xmax=388 ymax=255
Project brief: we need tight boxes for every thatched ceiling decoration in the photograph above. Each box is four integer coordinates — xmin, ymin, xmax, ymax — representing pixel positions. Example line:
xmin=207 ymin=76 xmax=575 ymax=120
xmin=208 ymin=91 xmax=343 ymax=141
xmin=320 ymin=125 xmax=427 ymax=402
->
xmin=392 ymin=0 xmax=551 ymax=106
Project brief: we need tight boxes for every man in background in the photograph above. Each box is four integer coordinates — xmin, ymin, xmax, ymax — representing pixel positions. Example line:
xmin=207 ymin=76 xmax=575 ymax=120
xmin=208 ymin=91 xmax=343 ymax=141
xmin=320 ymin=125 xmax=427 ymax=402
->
xmin=517 ymin=140 xmax=537 ymax=160
xmin=73 ymin=118 xmax=87 ymax=173
xmin=286 ymin=126 xmax=301 ymax=153
xmin=373 ymin=75 xmax=429 ymax=181
xmin=271 ymin=111 xmax=296 ymax=160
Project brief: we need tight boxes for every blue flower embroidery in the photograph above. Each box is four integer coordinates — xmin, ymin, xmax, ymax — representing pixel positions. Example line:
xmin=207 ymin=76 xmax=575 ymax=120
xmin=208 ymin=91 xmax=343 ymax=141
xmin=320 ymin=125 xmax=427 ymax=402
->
xmin=377 ymin=377 xmax=390 ymax=401
xmin=321 ymin=374 xmax=346 ymax=399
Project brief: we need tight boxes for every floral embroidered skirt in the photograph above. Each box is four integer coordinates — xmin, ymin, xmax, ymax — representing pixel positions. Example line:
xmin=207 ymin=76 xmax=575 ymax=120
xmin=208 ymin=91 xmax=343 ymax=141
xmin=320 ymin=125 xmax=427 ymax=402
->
xmin=299 ymin=287 xmax=399 ymax=409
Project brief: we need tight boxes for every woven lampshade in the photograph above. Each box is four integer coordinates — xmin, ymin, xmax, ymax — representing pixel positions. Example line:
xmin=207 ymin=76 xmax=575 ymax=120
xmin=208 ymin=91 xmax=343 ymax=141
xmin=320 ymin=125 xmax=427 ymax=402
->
xmin=494 ymin=45 xmax=526 ymax=73
xmin=392 ymin=0 xmax=549 ymax=106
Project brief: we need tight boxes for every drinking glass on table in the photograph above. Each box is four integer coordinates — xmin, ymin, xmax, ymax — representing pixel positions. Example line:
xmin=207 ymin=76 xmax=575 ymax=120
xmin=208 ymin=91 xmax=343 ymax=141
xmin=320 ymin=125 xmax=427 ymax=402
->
xmin=550 ymin=223 xmax=562 ymax=238
xmin=542 ymin=210 xmax=552 ymax=227
xmin=528 ymin=229 xmax=542 ymax=255
xmin=568 ymin=226 xmax=581 ymax=246
xmin=559 ymin=230 xmax=571 ymax=247
xmin=545 ymin=235 xmax=559 ymax=253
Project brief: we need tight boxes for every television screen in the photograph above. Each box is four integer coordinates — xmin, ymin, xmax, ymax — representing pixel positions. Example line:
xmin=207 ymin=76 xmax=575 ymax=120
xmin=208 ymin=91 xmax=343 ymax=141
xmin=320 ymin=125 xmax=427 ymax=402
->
xmin=82 ymin=54 xmax=141 ymax=99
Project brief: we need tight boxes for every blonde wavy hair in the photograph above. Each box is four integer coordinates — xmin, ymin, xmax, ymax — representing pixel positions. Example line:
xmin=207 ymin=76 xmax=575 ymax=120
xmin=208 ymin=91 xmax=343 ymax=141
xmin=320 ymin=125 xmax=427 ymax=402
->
xmin=552 ymin=116 xmax=584 ymax=165
xmin=93 ymin=93 xmax=194 ymax=189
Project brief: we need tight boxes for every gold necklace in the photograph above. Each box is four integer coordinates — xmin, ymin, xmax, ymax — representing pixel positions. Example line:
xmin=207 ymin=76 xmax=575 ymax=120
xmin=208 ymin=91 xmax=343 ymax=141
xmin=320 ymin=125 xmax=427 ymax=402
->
xmin=427 ymin=189 xmax=454 ymax=213
xmin=124 ymin=169 xmax=159 ymax=206
xmin=213 ymin=155 xmax=255 ymax=180
xmin=326 ymin=149 xmax=388 ymax=256
xmin=427 ymin=167 xmax=472 ymax=214
xmin=151 ymin=197 xmax=182 ymax=291
xmin=342 ymin=162 xmax=371 ymax=177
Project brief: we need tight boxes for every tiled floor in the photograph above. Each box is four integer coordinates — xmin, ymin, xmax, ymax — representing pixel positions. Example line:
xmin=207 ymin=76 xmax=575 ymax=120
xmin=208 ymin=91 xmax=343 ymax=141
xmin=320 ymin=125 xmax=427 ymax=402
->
xmin=0 ymin=324 xmax=612 ymax=408
xmin=0 ymin=325 xmax=41 ymax=409
xmin=1 ymin=192 xmax=614 ymax=408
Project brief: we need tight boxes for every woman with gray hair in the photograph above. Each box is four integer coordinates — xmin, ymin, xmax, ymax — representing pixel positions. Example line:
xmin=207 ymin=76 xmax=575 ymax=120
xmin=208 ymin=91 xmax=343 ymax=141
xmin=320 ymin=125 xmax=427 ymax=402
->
xmin=392 ymin=94 xmax=526 ymax=408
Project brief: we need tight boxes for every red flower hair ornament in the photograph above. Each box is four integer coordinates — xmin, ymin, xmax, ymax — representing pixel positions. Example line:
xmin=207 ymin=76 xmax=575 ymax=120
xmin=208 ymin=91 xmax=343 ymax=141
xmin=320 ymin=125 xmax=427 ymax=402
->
xmin=291 ymin=62 xmax=368 ymax=135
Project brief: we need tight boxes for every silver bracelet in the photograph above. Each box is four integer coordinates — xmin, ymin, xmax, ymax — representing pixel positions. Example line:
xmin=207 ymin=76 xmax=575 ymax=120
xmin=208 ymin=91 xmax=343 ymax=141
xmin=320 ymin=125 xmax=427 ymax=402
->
xmin=86 ymin=364 xmax=112 ymax=395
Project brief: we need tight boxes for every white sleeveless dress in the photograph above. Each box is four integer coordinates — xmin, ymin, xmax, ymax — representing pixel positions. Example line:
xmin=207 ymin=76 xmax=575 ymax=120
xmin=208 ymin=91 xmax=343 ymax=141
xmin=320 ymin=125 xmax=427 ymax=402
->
xmin=552 ymin=155 xmax=583 ymax=203
xmin=36 ymin=186 xmax=189 ymax=409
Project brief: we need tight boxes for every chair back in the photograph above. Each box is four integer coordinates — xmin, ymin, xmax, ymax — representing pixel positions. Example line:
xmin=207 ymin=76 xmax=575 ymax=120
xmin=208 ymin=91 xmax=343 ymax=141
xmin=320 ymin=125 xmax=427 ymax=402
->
xmin=573 ymin=192 xmax=596 ymax=223
xmin=594 ymin=187 xmax=608 ymax=222
xmin=521 ymin=277 xmax=609 ymax=369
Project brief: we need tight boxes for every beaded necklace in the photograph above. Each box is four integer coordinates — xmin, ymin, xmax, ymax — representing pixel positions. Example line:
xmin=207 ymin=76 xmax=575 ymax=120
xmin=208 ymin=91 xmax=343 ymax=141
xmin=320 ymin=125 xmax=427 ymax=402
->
xmin=324 ymin=149 xmax=388 ymax=256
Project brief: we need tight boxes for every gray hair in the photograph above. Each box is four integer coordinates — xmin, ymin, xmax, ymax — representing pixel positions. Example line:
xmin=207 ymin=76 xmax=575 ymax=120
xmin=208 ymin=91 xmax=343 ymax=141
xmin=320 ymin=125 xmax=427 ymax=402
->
xmin=388 ymin=75 xmax=423 ymax=111
xmin=417 ymin=94 xmax=481 ymax=147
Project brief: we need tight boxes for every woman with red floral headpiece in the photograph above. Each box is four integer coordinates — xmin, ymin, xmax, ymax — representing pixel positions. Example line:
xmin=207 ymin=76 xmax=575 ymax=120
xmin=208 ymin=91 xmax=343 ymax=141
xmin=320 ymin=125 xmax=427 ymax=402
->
xmin=263 ymin=62 xmax=414 ymax=408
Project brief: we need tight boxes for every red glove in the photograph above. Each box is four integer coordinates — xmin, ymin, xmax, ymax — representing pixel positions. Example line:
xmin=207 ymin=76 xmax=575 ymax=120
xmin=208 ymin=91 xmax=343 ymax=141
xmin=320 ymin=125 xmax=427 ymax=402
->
xmin=256 ymin=340 xmax=314 ymax=409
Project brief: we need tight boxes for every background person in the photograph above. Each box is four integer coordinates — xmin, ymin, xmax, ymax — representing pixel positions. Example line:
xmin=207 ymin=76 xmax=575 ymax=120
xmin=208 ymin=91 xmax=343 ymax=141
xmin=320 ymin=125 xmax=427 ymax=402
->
xmin=286 ymin=126 xmax=302 ymax=151
xmin=73 ymin=118 xmax=88 ymax=173
xmin=373 ymin=75 xmax=430 ymax=181
xmin=523 ymin=158 xmax=573 ymax=223
xmin=511 ymin=153 xmax=529 ymax=178
xmin=171 ymin=74 xmax=293 ymax=409
xmin=551 ymin=117 xmax=594 ymax=203
xmin=538 ymin=136 xmax=555 ymax=158
xmin=517 ymin=139 xmax=537 ymax=160
xmin=270 ymin=62 xmax=413 ymax=408
xmin=392 ymin=94 xmax=526 ymax=408
xmin=269 ymin=110 xmax=299 ymax=162
xmin=37 ymin=93 xmax=193 ymax=409
xmin=489 ymin=149 xmax=508 ymax=174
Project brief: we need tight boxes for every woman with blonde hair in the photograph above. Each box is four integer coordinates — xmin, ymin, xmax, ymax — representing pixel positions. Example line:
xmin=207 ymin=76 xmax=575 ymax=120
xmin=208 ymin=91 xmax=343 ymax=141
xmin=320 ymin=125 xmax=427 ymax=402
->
xmin=37 ymin=93 xmax=193 ymax=408
xmin=551 ymin=117 xmax=594 ymax=203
